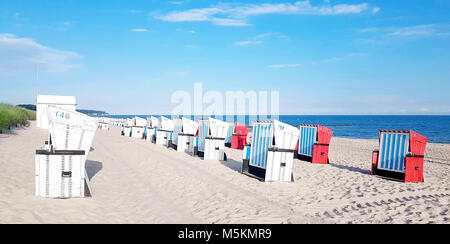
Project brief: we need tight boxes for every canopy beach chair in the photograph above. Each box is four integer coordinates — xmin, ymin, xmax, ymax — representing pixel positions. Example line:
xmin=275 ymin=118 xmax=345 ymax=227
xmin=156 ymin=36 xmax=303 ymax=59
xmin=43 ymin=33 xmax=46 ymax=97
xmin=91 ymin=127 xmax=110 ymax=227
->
xmin=131 ymin=116 xmax=147 ymax=138
xmin=155 ymin=116 xmax=174 ymax=146
xmin=197 ymin=118 xmax=230 ymax=160
xmin=371 ymin=130 xmax=427 ymax=182
xmin=242 ymin=120 xmax=299 ymax=182
xmin=98 ymin=122 xmax=109 ymax=130
xmin=35 ymin=106 xmax=97 ymax=198
xmin=176 ymin=118 xmax=199 ymax=154
xmin=133 ymin=116 xmax=147 ymax=126
xmin=145 ymin=116 xmax=159 ymax=142
xmin=110 ymin=118 xmax=117 ymax=126
xmin=118 ymin=118 xmax=125 ymax=127
xmin=122 ymin=118 xmax=133 ymax=136
xmin=168 ymin=117 xmax=183 ymax=149
xmin=225 ymin=122 xmax=235 ymax=147
xmin=231 ymin=122 xmax=250 ymax=150
xmin=296 ymin=124 xmax=333 ymax=164
xmin=97 ymin=118 xmax=110 ymax=130
xmin=113 ymin=118 xmax=125 ymax=127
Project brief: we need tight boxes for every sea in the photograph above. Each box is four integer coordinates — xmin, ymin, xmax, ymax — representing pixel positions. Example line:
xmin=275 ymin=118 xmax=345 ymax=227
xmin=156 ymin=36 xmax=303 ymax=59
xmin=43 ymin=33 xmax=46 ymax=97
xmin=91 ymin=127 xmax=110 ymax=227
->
xmin=100 ymin=115 xmax=450 ymax=144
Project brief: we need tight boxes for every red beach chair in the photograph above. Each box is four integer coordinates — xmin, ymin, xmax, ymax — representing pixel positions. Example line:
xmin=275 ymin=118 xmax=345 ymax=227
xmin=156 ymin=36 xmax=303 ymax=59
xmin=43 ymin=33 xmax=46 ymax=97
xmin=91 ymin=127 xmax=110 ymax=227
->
xmin=371 ymin=130 xmax=427 ymax=183
xmin=231 ymin=122 xmax=249 ymax=150
xmin=297 ymin=124 xmax=333 ymax=164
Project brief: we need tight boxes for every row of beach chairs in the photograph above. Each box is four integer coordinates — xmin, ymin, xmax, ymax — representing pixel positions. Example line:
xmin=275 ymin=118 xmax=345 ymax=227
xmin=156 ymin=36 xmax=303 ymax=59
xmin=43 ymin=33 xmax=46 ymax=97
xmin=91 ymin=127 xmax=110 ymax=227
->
xmin=116 ymin=116 xmax=428 ymax=183
xmin=32 ymin=105 xmax=428 ymax=200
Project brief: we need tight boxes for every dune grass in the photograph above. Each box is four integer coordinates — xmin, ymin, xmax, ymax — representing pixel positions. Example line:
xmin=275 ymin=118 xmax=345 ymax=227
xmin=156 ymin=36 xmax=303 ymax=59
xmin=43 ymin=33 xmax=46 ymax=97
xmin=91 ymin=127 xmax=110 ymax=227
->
xmin=0 ymin=103 xmax=36 ymax=130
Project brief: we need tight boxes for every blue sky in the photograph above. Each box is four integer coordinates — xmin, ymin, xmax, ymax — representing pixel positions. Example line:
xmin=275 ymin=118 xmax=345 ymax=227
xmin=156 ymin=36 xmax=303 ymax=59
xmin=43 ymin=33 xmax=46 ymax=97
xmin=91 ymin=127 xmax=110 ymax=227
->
xmin=0 ymin=0 xmax=449 ymax=115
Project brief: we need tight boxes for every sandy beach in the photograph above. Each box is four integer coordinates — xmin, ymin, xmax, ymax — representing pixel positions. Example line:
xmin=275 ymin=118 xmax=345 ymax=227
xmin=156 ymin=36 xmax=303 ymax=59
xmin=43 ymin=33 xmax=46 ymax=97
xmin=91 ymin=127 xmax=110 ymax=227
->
xmin=0 ymin=121 xmax=449 ymax=224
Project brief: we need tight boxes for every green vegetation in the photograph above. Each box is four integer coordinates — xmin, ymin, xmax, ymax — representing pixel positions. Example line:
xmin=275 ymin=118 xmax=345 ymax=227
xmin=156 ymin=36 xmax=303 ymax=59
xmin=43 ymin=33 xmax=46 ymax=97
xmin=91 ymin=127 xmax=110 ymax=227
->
xmin=0 ymin=103 xmax=36 ymax=130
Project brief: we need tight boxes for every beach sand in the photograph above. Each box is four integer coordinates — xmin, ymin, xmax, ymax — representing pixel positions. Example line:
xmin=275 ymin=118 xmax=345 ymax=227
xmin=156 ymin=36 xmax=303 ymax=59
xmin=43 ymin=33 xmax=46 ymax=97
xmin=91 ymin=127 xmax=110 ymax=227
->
xmin=0 ymin=121 xmax=448 ymax=224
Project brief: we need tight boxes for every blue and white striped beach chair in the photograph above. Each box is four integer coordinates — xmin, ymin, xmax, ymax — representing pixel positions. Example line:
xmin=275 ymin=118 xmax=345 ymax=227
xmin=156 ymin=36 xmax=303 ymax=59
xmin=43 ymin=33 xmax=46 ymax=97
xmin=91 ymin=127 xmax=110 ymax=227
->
xmin=242 ymin=120 xmax=299 ymax=182
xmin=372 ymin=130 xmax=427 ymax=182
xmin=297 ymin=124 xmax=333 ymax=164
xmin=378 ymin=131 xmax=410 ymax=173
xmin=298 ymin=125 xmax=318 ymax=157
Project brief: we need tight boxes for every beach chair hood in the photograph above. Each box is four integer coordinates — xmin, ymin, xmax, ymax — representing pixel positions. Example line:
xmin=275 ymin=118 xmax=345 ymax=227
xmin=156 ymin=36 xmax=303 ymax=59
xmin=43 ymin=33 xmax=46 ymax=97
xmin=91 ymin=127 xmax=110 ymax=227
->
xmin=125 ymin=118 xmax=133 ymax=127
xmin=159 ymin=116 xmax=174 ymax=131
xmin=47 ymin=106 xmax=97 ymax=157
xmin=234 ymin=122 xmax=249 ymax=135
xmin=181 ymin=118 xmax=199 ymax=135
xmin=273 ymin=120 xmax=299 ymax=150
xmin=208 ymin=118 xmax=230 ymax=139
xmin=147 ymin=116 xmax=159 ymax=128
xmin=133 ymin=116 xmax=147 ymax=127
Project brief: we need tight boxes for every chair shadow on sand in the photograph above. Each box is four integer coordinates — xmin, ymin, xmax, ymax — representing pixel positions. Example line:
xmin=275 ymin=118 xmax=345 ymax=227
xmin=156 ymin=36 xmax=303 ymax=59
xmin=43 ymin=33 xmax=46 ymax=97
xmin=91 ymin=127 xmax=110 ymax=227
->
xmin=328 ymin=162 xmax=371 ymax=175
xmin=86 ymin=160 xmax=103 ymax=180
xmin=220 ymin=157 xmax=243 ymax=173
xmin=220 ymin=152 xmax=371 ymax=176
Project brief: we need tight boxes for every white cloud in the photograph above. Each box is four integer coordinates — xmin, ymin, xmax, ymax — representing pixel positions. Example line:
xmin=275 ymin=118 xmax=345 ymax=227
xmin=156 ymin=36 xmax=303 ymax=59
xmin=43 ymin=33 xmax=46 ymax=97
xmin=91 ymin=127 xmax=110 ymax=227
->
xmin=176 ymin=28 xmax=196 ymax=34
xmin=268 ymin=53 xmax=360 ymax=68
xmin=0 ymin=33 xmax=82 ymax=74
xmin=235 ymin=40 xmax=264 ymax=46
xmin=235 ymin=32 xmax=290 ymax=47
xmin=169 ymin=1 xmax=184 ymax=5
xmin=211 ymin=17 xmax=251 ymax=26
xmin=129 ymin=10 xmax=144 ymax=14
xmin=154 ymin=1 xmax=374 ymax=26
xmin=130 ymin=28 xmax=149 ymax=32
xmin=372 ymin=7 xmax=380 ymax=14
xmin=254 ymin=32 xmax=290 ymax=40
xmin=156 ymin=7 xmax=220 ymax=22
xmin=323 ymin=57 xmax=345 ymax=62
xmin=358 ymin=24 xmax=450 ymax=39
xmin=386 ymin=25 xmax=439 ymax=37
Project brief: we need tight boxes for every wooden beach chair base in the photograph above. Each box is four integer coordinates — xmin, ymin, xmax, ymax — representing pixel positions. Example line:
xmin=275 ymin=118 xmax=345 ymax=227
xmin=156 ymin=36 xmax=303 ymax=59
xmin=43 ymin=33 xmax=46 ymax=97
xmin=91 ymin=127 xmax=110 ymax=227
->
xmin=35 ymin=150 xmax=90 ymax=198
xmin=372 ymin=150 xmax=425 ymax=183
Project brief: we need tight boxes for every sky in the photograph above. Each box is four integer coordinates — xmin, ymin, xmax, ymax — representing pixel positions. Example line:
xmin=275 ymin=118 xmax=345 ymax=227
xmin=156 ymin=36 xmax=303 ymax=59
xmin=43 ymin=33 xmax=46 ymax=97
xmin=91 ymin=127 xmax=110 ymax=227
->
xmin=0 ymin=0 xmax=449 ymax=115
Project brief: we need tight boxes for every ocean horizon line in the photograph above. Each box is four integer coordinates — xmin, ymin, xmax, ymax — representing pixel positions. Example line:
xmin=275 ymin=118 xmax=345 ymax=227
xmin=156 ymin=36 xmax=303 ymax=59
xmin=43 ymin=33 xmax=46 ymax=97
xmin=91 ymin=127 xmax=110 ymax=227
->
xmin=100 ymin=114 xmax=450 ymax=143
